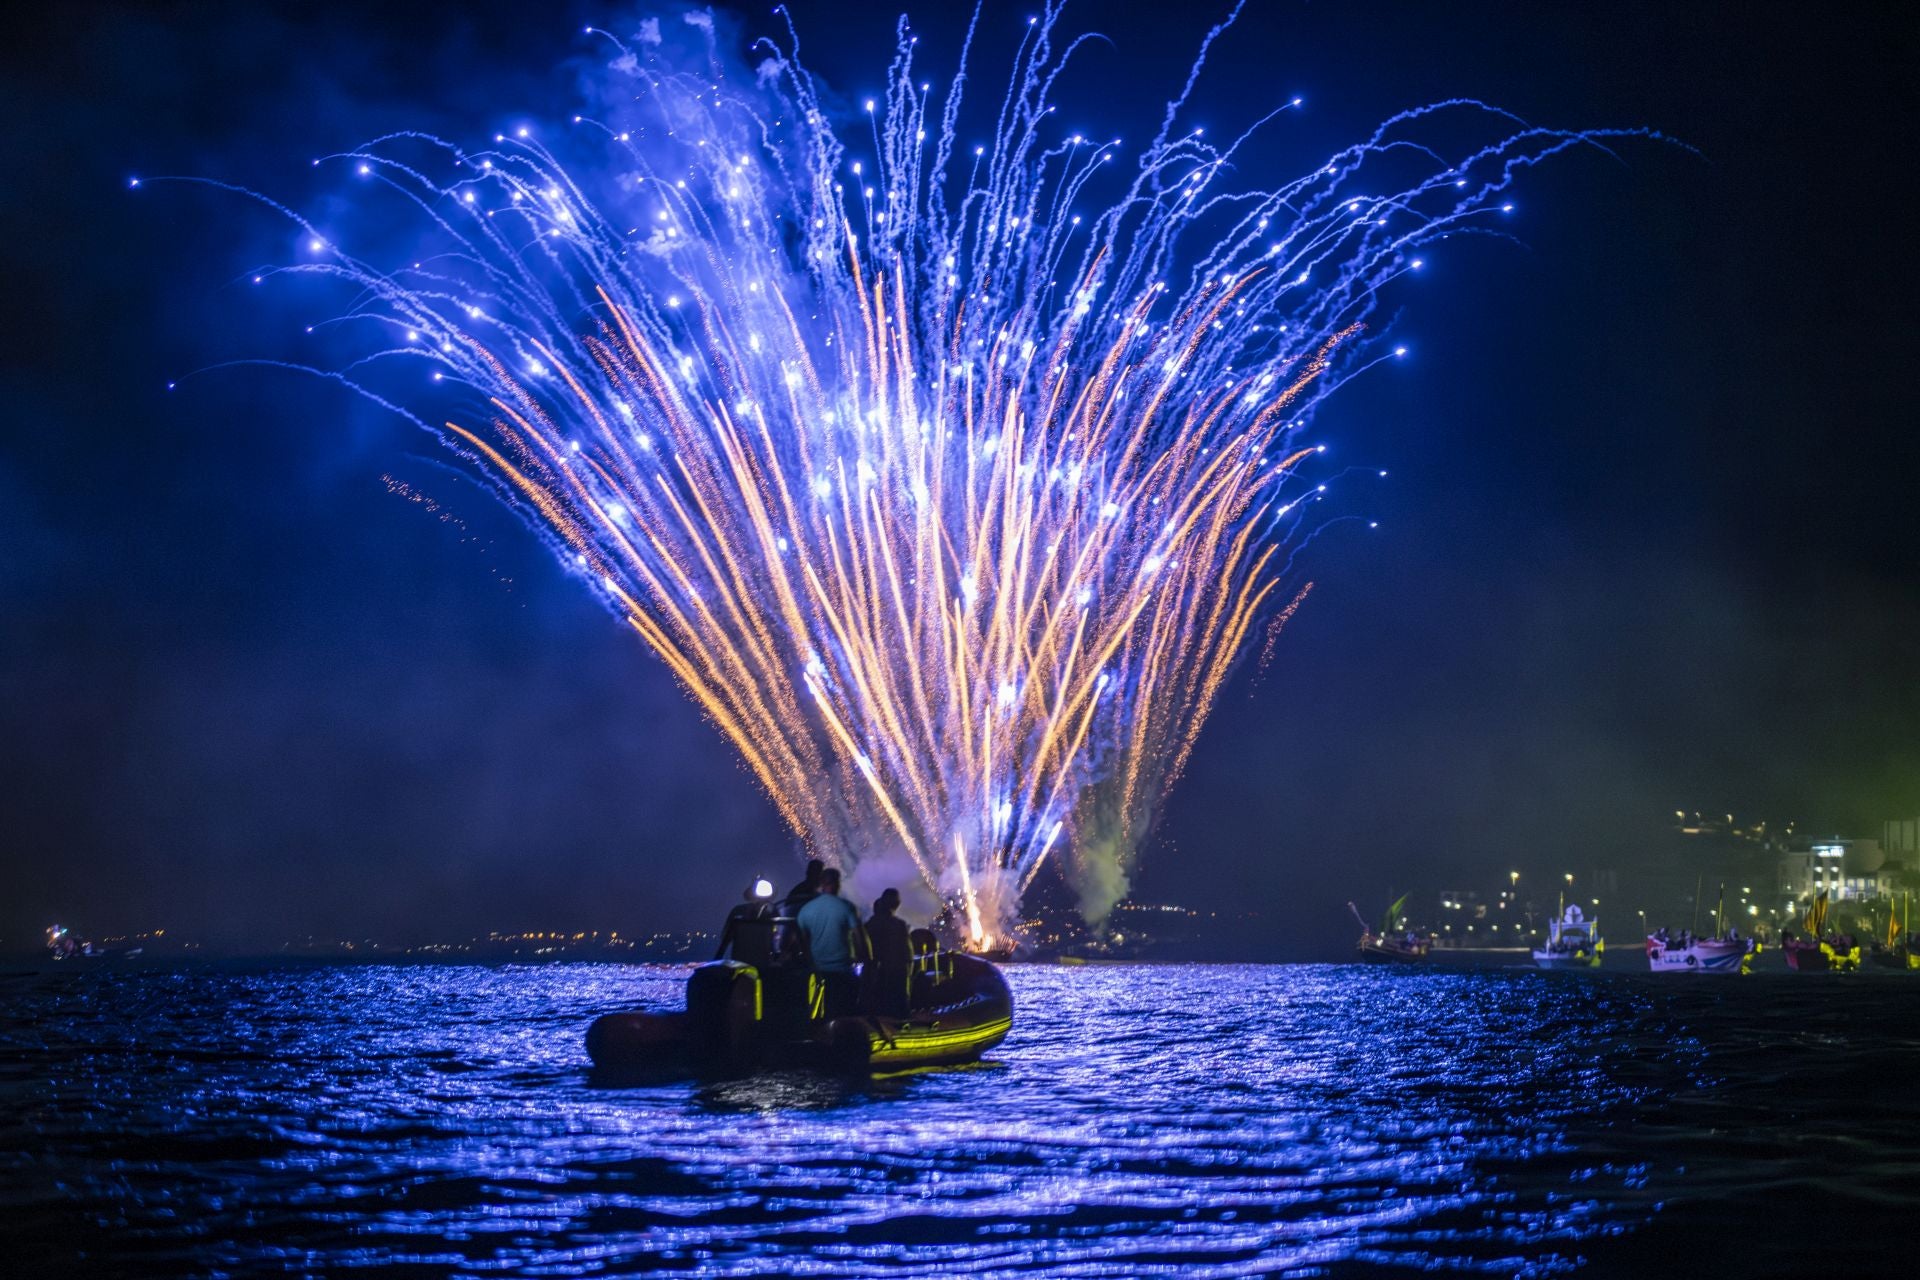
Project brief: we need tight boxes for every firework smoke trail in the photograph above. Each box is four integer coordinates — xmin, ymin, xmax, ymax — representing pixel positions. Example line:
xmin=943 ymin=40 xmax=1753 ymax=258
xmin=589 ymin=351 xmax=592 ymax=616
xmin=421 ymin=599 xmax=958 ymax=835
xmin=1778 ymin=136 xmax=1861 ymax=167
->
xmin=182 ymin=7 xmax=1643 ymax=941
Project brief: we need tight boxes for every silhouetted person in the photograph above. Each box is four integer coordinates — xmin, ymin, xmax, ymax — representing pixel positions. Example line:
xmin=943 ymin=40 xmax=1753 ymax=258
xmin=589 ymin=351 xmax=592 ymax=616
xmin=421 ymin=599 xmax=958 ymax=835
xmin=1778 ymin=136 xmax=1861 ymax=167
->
xmin=782 ymin=859 xmax=827 ymax=914
xmin=714 ymin=879 xmax=776 ymax=965
xmin=795 ymin=867 xmax=866 ymax=1017
xmin=864 ymin=888 xmax=912 ymax=1017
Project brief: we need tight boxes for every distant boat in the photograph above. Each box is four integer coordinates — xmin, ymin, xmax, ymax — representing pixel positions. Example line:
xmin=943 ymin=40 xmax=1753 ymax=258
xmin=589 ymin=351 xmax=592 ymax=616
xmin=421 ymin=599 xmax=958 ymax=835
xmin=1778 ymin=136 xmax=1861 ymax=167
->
xmin=1645 ymin=933 xmax=1753 ymax=973
xmin=1532 ymin=902 xmax=1602 ymax=970
xmin=1781 ymin=892 xmax=1862 ymax=973
xmin=1868 ymin=943 xmax=1917 ymax=971
xmin=44 ymin=924 xmax=141 ymax=960
xmin=1784 ymin=937 xmax=1860 ymax=972
xmin=1350 ymin=897 xmax=1432 ymax=964
xmin=1868 ymin=893 xmax=1917 ymax=971
xmin=1646 ymin=883 xmax=1757 ymax=974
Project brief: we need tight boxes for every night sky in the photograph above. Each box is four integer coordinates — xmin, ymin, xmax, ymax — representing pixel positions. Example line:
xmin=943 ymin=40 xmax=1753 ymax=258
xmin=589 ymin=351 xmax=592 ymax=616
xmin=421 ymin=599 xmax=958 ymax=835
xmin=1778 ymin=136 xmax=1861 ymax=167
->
xmin=2 ymin=1 xmax=1914 ymax=956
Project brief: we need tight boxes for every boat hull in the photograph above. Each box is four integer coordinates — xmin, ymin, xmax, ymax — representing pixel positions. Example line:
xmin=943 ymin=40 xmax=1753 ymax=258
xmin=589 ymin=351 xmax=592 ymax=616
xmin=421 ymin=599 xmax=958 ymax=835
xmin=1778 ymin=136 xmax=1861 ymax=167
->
xmin=825 ymin=965 xmax=1013 ymax=1072
xmin=1783 ymin=938 xmax=1861 ymax=972
xmin=585 ymin=1010 xmax=695 ymax=1073
xmin=1531 ymin=952 xmax=1600 ymax=970
xmin=1784 ymin=940 xmax=1828 ymax=972
xmin=1357 ymin=939 xmax=1429 ymax=963
xmin=1533 ymin=906 xmax=1601 ymax=970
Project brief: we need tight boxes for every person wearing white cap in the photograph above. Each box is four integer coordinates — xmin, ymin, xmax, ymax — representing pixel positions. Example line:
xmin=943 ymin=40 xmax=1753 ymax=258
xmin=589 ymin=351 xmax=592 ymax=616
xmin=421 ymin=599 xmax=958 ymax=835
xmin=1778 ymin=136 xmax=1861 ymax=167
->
xmin=713 ymin=878 xmax=777 ymax=965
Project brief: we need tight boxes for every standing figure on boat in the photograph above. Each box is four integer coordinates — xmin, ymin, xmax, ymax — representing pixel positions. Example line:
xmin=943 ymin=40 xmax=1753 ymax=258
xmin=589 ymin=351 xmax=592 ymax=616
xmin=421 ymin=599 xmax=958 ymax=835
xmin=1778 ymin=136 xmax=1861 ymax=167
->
xmin=864 ymin=888 xmax=913 ymax=1017
xmin=713 ymin=879 xmax=777 ymax=965
xmin=782 ymin=859 xmax=827 ymax=913
xmin=796 ymin=867 xmax=868 ymax=1017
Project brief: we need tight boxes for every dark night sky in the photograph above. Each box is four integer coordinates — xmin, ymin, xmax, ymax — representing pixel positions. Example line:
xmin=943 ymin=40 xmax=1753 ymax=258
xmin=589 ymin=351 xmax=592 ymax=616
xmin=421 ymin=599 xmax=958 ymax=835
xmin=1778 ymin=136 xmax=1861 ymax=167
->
xmin=1 ymin=1 xmax=1915 ymax=956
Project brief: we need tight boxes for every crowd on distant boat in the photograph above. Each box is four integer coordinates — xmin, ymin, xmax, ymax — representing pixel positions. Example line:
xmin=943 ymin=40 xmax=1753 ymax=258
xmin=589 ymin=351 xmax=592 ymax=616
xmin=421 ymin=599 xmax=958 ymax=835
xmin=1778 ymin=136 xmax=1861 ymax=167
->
xmin=1647 ymin=925 xmax=1746 ymax=949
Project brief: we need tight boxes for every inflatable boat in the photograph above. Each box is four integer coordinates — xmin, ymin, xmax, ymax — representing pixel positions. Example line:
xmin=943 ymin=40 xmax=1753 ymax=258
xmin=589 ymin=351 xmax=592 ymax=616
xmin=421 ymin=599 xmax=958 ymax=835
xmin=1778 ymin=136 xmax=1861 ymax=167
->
xmin=587 ymin=946 xmax=1012 ymax=1076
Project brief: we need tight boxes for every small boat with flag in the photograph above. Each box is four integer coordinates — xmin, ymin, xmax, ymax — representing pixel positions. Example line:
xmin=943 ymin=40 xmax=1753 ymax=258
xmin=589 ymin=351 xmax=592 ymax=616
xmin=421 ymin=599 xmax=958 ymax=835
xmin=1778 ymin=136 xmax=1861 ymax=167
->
xmin=1869 ymin=893 xmax=1918 ymax=971
xmin=1782 ymin=892 xmax=1862 ymax=972
xmin=1645 ymin=930 xmax=1755 ymax=973
xmin=1532 ymin=901 xmax=1603 ymax=969
xmin=1645 ymin=884 xmax=1756 ymax=973
xmin=1350 ymin=897 xmax=1432 ymax=963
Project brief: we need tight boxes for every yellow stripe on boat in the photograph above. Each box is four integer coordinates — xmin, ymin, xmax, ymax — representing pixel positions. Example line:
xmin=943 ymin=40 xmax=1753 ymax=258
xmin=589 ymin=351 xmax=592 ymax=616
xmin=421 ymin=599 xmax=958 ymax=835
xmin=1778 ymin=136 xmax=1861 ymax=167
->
xmin=866 ymin=1017 xmax=1013 ymax=1063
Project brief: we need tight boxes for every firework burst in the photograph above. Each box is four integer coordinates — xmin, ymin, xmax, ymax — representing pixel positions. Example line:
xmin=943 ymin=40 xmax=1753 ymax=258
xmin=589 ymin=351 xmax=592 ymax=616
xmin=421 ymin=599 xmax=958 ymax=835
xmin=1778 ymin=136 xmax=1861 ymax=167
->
xmin=174 ymin=6 xmax=1639 ymax=941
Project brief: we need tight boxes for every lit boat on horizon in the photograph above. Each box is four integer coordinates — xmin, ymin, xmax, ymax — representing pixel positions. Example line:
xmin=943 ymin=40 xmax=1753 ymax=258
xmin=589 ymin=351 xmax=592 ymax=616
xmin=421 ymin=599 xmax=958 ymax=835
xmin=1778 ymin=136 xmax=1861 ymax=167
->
xmin=44 ymin=925 xmax=143 ymax=961
xmin=1782 ymin=892 xmax=1862 ymax=972
xmin=1868 ymin=893 xmax=1918 ymax=970
xmin=1644 ymin=932 xmax=1754 ymax=973
xmin=1646 ymin=883 xmax=1757 ymax=973
xmin=1532 ymin=902 xmax=1603 ymax=969
xmin=1350 ymin=897 xmax=1432 ymax=964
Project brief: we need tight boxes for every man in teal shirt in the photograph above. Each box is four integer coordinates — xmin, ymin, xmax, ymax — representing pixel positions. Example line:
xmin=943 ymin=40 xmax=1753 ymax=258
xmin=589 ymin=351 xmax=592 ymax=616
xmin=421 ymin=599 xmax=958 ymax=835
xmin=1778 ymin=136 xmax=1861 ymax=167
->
xmin=795 ymin=867 xmax=867 ymax=1016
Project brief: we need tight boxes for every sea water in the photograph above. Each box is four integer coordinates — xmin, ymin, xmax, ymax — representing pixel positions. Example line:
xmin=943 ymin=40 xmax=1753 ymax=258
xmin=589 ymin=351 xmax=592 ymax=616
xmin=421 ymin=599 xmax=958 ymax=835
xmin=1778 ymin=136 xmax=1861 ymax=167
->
xmin=3 ymin=963 xmax=1915 ymax=1277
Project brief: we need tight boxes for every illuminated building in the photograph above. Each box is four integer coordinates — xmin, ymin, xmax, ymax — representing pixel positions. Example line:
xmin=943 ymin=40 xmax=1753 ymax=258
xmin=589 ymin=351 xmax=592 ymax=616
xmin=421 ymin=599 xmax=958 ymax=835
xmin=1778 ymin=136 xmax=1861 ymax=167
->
xmin=1778 ymin=839 xmax=1895 ymax=904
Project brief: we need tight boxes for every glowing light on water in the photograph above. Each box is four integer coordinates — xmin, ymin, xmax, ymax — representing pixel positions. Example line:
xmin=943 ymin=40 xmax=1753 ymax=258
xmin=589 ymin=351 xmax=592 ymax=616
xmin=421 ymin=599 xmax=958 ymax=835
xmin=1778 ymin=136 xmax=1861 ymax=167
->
xmin=180 ymin=11 xmax=1637 ymax=934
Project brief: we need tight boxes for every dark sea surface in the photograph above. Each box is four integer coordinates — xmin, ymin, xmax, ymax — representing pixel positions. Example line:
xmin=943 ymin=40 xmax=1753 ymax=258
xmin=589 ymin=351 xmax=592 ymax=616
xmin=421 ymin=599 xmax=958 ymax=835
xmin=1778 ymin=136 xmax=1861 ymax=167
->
xmin=2 ymin=962 xmax=1916 ymax=1278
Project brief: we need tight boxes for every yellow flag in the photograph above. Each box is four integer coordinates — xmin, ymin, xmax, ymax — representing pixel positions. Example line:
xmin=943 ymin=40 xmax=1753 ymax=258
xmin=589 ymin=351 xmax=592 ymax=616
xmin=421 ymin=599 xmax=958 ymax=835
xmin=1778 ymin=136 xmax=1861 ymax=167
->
xmin=1803 ymin=892 xmax=1828 ymax=937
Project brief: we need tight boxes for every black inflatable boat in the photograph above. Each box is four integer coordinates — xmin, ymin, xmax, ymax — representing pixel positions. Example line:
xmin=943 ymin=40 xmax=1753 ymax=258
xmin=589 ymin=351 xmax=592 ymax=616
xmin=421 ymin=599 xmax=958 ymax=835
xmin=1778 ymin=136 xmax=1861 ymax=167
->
xmin=587 ymin=947 xmax=1012 ymax=1075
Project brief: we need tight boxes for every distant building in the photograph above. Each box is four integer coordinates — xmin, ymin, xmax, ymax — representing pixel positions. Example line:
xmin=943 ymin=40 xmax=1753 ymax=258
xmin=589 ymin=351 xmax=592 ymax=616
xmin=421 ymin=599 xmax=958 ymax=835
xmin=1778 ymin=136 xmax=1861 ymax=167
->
xmin=1778 ymin=838 xmax=1895 ymax=904
xmin=1884 ymin=818 xmax=1920 ymax=863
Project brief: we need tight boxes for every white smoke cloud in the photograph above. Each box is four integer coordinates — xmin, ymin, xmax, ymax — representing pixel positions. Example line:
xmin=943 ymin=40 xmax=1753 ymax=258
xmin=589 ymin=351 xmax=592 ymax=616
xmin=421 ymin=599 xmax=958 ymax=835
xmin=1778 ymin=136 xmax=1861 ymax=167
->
xmin=842 ymin=846 xmax=942 ymax=931
xmin=1071 ymin=814 xmax=1136 ymax=929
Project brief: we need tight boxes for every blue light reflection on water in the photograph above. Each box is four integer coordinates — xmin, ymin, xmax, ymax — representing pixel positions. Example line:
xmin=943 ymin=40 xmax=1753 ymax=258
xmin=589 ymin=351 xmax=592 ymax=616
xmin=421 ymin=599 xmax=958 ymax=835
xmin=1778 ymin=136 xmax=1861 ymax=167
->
xmin=3 ymin=963 xmax=1917 ymax=1277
